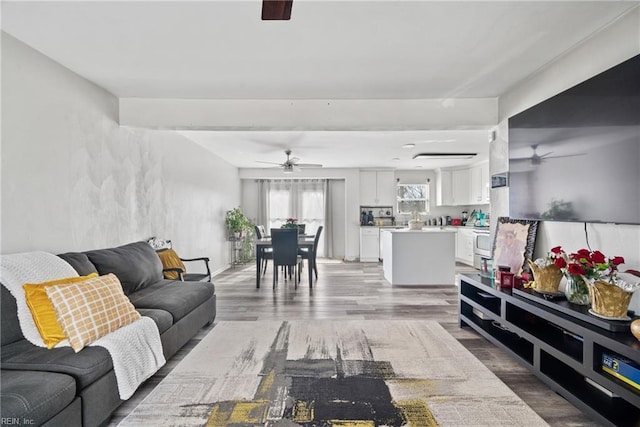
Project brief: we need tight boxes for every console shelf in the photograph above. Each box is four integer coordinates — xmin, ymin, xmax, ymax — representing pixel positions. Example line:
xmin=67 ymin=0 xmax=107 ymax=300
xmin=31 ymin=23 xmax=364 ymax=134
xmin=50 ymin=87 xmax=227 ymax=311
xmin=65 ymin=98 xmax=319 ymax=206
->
xmin=458 ymin=274 xmax=640 ymax=427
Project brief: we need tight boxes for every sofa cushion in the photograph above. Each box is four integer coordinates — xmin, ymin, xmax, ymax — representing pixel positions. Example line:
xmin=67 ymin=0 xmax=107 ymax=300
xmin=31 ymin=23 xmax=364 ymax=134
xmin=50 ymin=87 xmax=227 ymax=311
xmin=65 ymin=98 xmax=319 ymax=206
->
xmin=128 ymin=280 xmax=214 ymax=323
xmin=136 ymin=309 xmax=173 ymax=334
xmin=84 ymin=242 xmax=163 ymax=295
xmin=1 ymin=340 xmax=113 ymax=389
xmin=23 ymin=273 xmax=99 ymax=349
xmin=0 ymin=369 xmax=77 ymax=425
xmin=57 ymin=252 xmax=99 ymax=276
xmin=1 ymin=285 xmax=23 ymax=346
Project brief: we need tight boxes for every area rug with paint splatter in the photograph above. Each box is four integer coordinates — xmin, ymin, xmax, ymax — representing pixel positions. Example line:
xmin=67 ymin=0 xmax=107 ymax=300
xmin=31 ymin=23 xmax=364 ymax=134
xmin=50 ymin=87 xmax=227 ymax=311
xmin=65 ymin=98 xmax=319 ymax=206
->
xmin=118 ymin=320 xmax=548 ymax=426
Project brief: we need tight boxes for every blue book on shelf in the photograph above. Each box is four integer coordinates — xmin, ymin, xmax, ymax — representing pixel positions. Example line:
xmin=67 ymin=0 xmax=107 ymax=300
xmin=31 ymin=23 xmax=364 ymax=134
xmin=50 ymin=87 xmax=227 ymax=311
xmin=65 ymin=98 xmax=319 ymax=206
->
xmin=602 ymin=353 xmax=640 ymax=391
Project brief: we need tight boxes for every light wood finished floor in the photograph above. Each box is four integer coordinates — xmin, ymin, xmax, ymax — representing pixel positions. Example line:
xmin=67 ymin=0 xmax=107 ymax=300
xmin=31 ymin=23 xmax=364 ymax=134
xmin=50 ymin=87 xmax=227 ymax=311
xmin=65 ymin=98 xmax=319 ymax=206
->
xmin=108 ymin=260 xmax=600 ymax=426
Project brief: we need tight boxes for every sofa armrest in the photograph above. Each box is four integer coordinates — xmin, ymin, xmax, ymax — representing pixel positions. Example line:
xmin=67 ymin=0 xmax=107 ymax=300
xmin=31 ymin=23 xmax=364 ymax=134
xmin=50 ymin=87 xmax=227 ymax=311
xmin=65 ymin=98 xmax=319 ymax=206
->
xmin=162 ymin=267 xmax=184 ymax=281
xmin=179 ymin=257 xmax=211 ymax=281
xmin=180 ymin=257 xmax=210 ymax=262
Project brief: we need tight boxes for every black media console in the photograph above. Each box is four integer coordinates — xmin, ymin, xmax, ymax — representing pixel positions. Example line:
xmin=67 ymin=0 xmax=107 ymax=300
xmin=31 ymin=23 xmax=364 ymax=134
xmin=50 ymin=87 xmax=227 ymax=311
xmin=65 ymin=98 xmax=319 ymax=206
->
xmin=458 ymin=273 xmax=640 ymax=427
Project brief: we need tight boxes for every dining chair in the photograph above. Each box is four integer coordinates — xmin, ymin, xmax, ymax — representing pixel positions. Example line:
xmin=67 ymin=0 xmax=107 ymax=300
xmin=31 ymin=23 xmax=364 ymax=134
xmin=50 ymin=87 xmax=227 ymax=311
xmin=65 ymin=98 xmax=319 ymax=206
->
xmin=254 ymin=225 xmax=273 ymax=276
xmin=270 ymin=228 xmax=302 ymax=288
xmin=299 ymin=226 xmax=323 ymax=280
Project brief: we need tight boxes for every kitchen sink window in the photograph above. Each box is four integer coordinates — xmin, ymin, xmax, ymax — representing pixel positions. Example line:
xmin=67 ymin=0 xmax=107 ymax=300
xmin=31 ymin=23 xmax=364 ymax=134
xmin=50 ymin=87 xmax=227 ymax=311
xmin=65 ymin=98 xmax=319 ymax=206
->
xmin=396 ymin=183 xmax=430 ymax=214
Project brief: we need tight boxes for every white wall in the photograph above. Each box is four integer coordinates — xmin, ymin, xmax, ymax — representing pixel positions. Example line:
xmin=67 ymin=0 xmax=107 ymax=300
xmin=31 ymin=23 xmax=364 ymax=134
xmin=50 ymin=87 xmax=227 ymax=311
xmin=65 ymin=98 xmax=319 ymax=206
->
xmin=493 ymin=8 xmax=640 ymax=311
xmin=1 ymin=33 xmax=240 ymax=274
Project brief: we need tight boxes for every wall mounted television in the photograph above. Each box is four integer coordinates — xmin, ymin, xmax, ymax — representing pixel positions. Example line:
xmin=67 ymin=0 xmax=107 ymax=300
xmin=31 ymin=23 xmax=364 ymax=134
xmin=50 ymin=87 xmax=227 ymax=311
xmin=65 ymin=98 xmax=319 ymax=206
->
xmin=508 ymin=54 xmax=640 ymax=225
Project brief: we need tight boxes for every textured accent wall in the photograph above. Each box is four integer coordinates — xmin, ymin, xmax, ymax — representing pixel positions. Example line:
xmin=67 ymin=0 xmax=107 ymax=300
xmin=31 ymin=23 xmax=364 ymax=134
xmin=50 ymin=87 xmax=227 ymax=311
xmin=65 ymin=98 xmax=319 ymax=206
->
xmin=1 ymin=33 xmax=239 ymax=274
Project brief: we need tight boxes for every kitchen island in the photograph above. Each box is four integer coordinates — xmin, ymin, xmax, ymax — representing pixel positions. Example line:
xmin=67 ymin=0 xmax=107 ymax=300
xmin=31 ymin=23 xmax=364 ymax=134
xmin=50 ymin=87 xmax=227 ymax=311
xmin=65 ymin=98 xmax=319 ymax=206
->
xmin=380 ymin=228 xmax=456 ymax=285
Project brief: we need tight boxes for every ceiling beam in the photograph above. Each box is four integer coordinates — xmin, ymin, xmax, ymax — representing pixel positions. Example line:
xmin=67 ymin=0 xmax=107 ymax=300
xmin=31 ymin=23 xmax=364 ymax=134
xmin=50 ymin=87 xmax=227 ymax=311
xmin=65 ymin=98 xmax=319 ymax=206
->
xmin=119 ymin=98 xmax=498 ymax=131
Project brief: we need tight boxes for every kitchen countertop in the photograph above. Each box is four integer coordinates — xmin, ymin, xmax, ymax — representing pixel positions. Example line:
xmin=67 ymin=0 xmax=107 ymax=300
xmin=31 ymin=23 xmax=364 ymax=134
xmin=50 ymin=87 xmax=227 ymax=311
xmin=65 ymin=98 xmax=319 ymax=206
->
xmin=382 ymin=228 xmax=456 ymax=233
xmin=362 ymin=225 xmax=490 ymax=231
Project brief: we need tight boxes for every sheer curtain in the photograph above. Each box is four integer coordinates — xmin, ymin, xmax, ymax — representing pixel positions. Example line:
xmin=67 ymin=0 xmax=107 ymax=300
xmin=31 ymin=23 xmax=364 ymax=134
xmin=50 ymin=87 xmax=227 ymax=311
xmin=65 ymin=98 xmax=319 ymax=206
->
xmin=257 ymin=180 xmax=270 ymax=229
xmin=258 ymin=179 xmax=329 ymax=257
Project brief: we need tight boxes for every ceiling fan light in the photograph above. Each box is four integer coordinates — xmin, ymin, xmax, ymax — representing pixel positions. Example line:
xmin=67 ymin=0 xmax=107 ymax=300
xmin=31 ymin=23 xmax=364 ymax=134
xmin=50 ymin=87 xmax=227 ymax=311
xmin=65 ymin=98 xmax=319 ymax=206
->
xmin=413 ymin=153 xmax=477 ymax=160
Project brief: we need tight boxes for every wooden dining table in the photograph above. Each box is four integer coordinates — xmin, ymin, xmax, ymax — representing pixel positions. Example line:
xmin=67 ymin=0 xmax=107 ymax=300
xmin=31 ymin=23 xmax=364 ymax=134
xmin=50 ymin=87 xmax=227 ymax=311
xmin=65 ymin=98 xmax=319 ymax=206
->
xmin=255 ymin=236 xmax=316 ymax=288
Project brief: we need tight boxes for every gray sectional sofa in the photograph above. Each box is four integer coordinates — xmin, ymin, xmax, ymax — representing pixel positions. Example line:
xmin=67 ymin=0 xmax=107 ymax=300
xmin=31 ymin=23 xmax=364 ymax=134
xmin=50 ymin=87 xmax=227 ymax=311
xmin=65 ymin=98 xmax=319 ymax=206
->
xmin=0 ymin=241 xmax=216 ymax=426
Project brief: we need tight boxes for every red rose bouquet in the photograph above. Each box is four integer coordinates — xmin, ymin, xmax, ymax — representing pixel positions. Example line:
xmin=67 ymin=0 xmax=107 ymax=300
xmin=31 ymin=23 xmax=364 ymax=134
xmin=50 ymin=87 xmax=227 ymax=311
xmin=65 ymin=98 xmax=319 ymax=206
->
xmin=564 ymin=248 xmax=624 ymax=283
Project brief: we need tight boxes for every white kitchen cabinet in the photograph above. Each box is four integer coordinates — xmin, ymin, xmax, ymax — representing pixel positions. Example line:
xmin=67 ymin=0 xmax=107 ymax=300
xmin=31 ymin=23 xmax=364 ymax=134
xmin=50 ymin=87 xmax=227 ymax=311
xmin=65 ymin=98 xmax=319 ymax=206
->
xmin=360 ymin=170 xmax=396 ymax=206
xmin=376 ymin=171 xmax=396 ymax=206
xmin=469 ymin=165 xmax=482 ymax=204
xmin=360 ymin=171 xmax=377 ymax=205
xmin=469 ymin=162 xmax=490 ymax=205
xmin=438 ymin=165 xmax=490 ymax=206
xmin=451 ymin=169 xmax=470 ymax=206
xmin=481 ymin=162 xmax=491 ymax=203
xmin=435 ymin=169 xmax=453 ymax=206
xmin=456 ymin=228 xmax=475 ymax=266
xmin=359 ymin=227 xmax=380 ymax=262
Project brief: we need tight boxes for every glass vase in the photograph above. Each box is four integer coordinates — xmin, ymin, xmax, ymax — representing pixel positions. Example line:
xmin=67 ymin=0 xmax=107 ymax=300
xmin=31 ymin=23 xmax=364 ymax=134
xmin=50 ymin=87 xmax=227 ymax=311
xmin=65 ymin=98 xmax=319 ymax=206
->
xmin=564 ymin=275 xmax=590 ymax=305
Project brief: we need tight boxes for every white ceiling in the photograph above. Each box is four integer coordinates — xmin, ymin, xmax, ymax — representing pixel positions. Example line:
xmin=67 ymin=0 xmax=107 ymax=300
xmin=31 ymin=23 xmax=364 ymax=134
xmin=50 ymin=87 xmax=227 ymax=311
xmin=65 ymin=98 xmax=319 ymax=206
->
xmin=3 ymin=0 xmax=638 ymax=170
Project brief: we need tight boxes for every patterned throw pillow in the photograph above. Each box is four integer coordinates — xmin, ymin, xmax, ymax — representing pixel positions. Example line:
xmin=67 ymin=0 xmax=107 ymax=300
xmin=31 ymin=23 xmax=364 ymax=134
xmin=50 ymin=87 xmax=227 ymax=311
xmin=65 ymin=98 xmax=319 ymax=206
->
xmin=23 ymin=273 xmax=99 ymax=349
xmin=156 ymin=248 xmax=186 ymax=280
xmin=45 ymin=274 xmax=141 ymax=352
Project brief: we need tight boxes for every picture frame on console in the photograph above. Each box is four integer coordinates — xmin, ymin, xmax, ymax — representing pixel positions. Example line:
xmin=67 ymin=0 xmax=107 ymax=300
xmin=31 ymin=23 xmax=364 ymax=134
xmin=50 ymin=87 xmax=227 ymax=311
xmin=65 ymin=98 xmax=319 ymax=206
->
xmin=492 ymin=217 xmax=539 ymax=276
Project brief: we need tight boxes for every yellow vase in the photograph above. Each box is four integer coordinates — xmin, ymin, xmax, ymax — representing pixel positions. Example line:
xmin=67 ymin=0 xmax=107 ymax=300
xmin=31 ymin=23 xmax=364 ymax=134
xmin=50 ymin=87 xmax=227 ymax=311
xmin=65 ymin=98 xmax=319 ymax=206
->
xmin=527 ymin=260 xmax=563 ymax=293
xmin=585 ymin=278 xmax=633 ymax=318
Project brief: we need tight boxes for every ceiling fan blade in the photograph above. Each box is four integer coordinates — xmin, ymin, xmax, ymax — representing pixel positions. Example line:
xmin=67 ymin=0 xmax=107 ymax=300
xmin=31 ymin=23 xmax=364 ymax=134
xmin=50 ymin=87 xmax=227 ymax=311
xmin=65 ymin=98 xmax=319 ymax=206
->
xmin=295 ymin=163 xmax=323 ymax=168
xmin=262 ymin=0 xmax=293 ymax=20
xmin=255 ymin=160 xmax=284 ymax=165
xmin=543 ymin=153 xmax=587 ymax=160
xmin=289 ymin=157 xmax=300 ymax=163
xmin=538 ymin=151 xmax=554 ymax=158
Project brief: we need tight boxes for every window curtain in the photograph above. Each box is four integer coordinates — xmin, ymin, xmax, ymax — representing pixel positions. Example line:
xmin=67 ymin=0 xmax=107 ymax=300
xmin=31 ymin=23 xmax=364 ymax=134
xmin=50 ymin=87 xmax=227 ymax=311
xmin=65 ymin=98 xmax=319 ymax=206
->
xmin=257 ymin=180 xmax=270 ymax=229
xmin=324 ymin=180 xmax=334 ymax=258
xmin=257 ymin=179 xmax=328 ymax=257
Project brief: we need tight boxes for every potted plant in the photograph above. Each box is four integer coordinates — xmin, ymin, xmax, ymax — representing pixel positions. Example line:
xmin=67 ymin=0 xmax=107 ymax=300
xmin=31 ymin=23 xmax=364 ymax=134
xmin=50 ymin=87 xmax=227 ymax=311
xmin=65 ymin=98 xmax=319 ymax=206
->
xmin=281 ymin=218 xmax=298 ymax=229
xmin=225 ymin=207 xmax=250 ymax=238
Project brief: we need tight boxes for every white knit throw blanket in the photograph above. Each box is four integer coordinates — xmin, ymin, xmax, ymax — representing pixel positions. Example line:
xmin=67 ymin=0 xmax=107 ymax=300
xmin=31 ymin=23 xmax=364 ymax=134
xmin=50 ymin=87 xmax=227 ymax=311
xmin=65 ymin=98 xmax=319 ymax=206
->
xmin=0 ymin=251 xmax=165 ymax=399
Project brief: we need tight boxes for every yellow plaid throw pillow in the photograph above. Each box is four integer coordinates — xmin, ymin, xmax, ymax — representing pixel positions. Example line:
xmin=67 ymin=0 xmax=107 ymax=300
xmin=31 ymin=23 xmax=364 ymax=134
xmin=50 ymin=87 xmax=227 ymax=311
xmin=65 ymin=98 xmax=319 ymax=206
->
xmin=45 ymin=273 xmax=140 ymax=352
xmin=23 ymin=273 xmax=98 ymax=348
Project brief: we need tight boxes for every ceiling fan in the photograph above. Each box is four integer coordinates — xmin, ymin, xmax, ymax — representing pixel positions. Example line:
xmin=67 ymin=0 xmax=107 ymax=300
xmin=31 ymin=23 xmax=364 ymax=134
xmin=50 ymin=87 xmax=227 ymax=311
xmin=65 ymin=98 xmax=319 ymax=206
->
xmin=511 ymin=144 xmax=584 ymax=165
xmin=262 ymin=0 xmax=293 ymax=20
xmin=256 ymin=149 xmax=323 ymax=173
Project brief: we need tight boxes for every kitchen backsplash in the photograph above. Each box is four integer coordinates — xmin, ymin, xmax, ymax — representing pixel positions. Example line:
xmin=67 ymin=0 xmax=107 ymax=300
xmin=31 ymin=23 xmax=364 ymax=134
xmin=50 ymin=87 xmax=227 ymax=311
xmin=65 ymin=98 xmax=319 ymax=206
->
xmin=394 ymin=206 xmax=490 ymax=226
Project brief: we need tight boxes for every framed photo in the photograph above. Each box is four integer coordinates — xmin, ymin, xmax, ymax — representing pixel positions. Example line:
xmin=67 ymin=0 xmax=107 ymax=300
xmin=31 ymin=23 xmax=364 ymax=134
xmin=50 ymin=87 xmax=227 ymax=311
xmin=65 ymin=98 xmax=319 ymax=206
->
xmin=492 ymin=217 xmax=539 ymax=276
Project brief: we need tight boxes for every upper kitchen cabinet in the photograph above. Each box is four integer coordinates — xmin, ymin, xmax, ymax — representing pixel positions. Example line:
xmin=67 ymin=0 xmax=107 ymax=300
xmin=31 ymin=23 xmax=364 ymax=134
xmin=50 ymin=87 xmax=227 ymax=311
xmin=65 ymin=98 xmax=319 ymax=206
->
xmin=451 ymin=169 xmax=470 ymax=206
xmin=435 ymin=169 xmax=453 ymax=206
xmin=437 ymin=163 xmax=490 ymax=206
xmin=469 ymin=162 xmax=490 ymax=205
xmin=360 ymin=170 xmax=396 ymax=206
